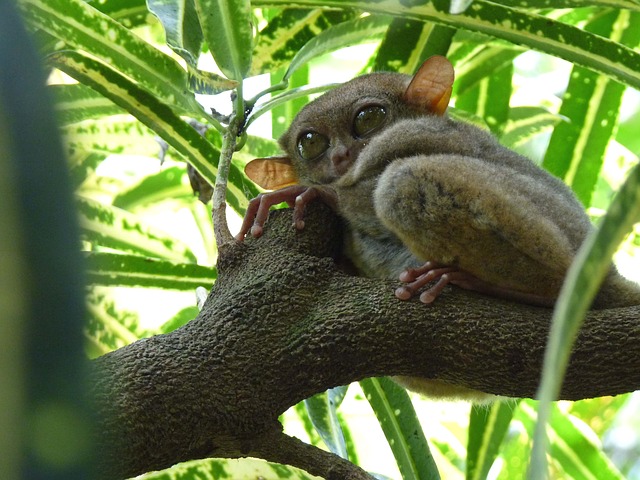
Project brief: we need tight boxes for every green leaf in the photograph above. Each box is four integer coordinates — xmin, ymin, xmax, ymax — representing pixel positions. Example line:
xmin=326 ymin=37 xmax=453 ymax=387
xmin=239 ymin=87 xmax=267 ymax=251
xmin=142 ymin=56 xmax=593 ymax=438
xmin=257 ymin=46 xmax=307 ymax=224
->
xmin=292 ymin=401 xmax=325 ymax=449
xmin=304 ymin=386 xmax=349 ymax=459
xmin=246 ymin=83 xmax=335 ymax=131
xmin=31 ymin=0 xmax=145 ymax=63
xmin=284 ymin=14 xmax=392 ymax=82
xmin=88 ymin=0 xmax=150 ymax=27
xmin=86 ymin=291 xmax=145 ymax=355
xmin=496 ymin=0 xmax=640 ymax=12
xmin=159 ymin=306 xmax=200 ymax=333
xmin=77 ymin=196 xmax=197 ymax=262
xmin=187 ymin=65 xmax=239 ymax=95
xmin=49 ymin=51 xmax=258 ymax=215
xmin=62 ymin=117 xmax=162 ymax=157
xmin=522 ymin=401 xmax=624 ymax=480
xmin=113 ymin=167 xmax=191 ymax=210
xmin=51 ymin=84 xmax=124 ymax=125
xmin=530 ymin=163 xmax=640 ymax=480
xmin=543 ymin=11 xmax=640 ymax=207
xmin=543 ymin=71 xmax=624 ymax=206
xmin=140 ymin=456 xmax=324 ymax=479
xmin=2 ymin=2 xmax=92 ymax=476
xmin=68 ymin=152 xmax=107 ymax=189
xmin=466 ymin=402 xmax=518 ymax=480
xmin=270 ymin=64 xmax=309 ymax=138
xmin=447 ymin=107 xmax=490 ymax=130
xmin=147 ymin=0 xmax=203 ymax=65
xmin=195 ymin=0 xmax=253 ymax=80
xmin=501 ymin=107 xmax=563 ymax=153
xmin=147 ymin=0 xmax=238 ymax=94
xmin=447 ymin=31 xmax=491 ymax=67
xmin=188 ymin=201 xmax=217 ymax=265
xmin=452 ymin=47 xmax=521 ymax=98
xmin=254 ymin=0 xmax=640 ymax=91
xmin=360 ymin=377 xmax=440 ymax=480
xmin=569 ymin=396 xmax=629 ymax=437
xmin=84 ymin=252 xmax=216 ymax=289
xmin=617 ymin=98 xmax=640 ymax=154
xmin=18 ymin=0 xmax=202 ymax=114
xmin=253 ymin=9 xmax=355 ymax=76
xmin=450 ymin=0 xmax=474 ymax=14
xmin=374 ymin=19 xmax=455 ymax=74
xmin=456 ymin=60 xmax=513 ymax=135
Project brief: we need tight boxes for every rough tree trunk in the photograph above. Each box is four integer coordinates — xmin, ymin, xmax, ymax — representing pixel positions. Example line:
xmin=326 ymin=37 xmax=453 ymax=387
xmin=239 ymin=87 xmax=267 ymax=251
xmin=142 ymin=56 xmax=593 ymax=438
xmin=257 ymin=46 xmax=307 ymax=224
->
xmin=89 ymin=203 xmax=640 ymax=479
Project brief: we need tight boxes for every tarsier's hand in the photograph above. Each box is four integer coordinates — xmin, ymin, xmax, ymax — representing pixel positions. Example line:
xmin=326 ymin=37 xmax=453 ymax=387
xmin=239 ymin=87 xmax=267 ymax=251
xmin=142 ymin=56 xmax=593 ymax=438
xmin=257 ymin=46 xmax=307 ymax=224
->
xmin=236 ymin=185 xmax=339 ymax=241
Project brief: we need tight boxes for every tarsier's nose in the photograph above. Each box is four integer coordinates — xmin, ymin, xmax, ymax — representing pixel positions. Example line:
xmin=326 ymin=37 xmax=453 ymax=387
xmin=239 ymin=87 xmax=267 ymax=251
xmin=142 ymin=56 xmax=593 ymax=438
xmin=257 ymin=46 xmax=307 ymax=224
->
xmin=331 ymin=144 xmax=351 ymax=175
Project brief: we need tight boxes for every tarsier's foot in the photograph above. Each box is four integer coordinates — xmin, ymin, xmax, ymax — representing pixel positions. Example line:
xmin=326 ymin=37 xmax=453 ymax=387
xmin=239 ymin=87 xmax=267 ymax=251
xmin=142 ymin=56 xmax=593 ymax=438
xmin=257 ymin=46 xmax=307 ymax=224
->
xmin=235 ymin=185 xmax=339 ymax=241
xmin=396 ymin=261 xmax=476 ymax=304
xmin=396 ymin=261 xmax=556 ymax=307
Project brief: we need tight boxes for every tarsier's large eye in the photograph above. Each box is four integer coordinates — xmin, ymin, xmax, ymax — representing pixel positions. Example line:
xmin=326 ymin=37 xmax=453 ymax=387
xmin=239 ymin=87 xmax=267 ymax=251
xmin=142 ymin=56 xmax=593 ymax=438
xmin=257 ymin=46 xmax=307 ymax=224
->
xmin=297 ymin=132 xmax=330 ymax=161
xmin=353 ymin=105 xmax=387 ymax=138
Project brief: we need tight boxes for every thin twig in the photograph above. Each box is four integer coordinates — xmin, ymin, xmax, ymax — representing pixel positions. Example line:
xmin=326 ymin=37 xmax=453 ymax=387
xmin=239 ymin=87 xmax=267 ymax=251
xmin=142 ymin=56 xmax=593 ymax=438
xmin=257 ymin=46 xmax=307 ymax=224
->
xmin=212 ymin=112 xmax=242 ymax=247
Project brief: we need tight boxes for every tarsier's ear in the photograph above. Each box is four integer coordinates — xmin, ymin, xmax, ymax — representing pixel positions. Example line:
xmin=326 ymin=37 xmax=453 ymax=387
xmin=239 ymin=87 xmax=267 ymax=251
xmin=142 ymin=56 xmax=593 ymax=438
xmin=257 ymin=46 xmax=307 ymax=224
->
xmin=404 ymin=55 xmax=454 ymax=116
xmin=244 ymin=156 xmax=299 ymax=190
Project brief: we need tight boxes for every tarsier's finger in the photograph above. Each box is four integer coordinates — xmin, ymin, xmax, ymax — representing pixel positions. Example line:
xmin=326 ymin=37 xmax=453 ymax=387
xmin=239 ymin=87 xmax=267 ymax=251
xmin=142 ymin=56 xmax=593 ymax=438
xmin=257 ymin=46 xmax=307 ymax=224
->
xmin=293 ymin=187 xmax=322 ymax=229
xmin=250 ymin=194 xmax=279 ymax=237
xmin=419 ymin=276 xmax=451 ymax=304
xmin=292 ymin=186 xmax=340 ymax=230
xmin=236 ymin=196 xmax=263 ymax=241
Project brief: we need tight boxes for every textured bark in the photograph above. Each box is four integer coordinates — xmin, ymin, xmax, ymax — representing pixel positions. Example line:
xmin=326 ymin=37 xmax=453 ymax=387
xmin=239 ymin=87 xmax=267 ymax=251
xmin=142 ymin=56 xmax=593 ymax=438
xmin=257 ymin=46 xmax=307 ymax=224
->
xmin=89 ymin=203 xmax=640 ymax=479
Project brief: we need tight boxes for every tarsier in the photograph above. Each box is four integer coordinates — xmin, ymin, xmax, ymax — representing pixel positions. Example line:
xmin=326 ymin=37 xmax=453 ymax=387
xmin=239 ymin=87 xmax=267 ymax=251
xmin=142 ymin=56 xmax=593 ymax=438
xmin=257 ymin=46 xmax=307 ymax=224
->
xmin=237 ymin=56 xmax=640 ymax=401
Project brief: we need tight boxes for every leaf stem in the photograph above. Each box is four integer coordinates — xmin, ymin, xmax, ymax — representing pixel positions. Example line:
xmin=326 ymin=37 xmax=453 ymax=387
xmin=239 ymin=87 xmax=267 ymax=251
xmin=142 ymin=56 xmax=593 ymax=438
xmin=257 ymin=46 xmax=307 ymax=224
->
xmin=247 ymin=80 xmax=289 ymax=108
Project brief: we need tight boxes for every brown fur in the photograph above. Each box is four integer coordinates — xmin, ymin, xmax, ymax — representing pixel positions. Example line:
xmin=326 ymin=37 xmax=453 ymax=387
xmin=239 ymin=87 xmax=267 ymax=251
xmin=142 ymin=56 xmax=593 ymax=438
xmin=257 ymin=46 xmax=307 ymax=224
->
xmin=245 ymin=57 xmax=640 ymax=400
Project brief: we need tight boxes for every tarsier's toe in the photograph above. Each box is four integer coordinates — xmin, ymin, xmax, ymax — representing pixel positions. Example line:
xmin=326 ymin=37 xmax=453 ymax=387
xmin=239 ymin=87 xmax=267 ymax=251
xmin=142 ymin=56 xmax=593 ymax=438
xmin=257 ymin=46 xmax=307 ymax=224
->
xmin=419 ymin=291 xmax=438 ymax=304
xmin=395 ymin=286 xmax=413 ymax=301
xmin=396 ymin=264 xmax=458 ymax=304
xmin=399 ymin=270 xmax=417 ymax=282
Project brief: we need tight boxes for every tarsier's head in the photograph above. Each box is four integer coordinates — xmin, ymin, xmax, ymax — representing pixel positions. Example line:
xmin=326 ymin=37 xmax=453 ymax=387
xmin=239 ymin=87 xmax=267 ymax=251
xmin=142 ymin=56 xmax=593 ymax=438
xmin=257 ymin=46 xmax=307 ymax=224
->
xmin=245 ymin=56 xmax=454 ymax=189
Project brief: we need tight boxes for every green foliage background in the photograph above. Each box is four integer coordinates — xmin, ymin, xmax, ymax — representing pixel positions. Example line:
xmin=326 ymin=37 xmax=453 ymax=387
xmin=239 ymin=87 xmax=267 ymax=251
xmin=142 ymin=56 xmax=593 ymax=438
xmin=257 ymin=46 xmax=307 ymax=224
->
xmin=9 ymin=0 xmax=640 ymax=478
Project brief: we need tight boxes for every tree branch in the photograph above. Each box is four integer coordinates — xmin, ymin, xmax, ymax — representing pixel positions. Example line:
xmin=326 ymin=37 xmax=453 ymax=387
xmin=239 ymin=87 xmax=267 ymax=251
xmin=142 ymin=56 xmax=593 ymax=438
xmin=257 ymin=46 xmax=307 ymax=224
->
xmin=89 ymin=203 xmax=640 ymax=479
